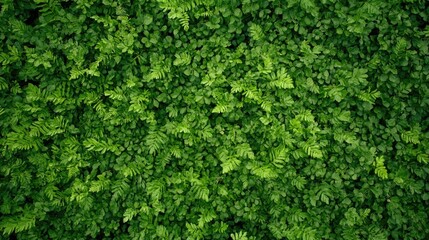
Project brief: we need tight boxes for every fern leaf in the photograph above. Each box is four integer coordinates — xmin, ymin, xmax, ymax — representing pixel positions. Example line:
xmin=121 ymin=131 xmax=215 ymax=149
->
xmin=357 ymin=89 xmax=381 ymax=104
xmin=191 ymin=184 xmax=209 ymax=201
xmin=230 ymin=81 xmax=245 ymax=93
xmin=260 ymin=100 xmax=272 ymax=112
xmin=112 ymin=179 xmax=130 ymax=199
xmin=221 ymin=157 xmax=241 ymax=173
xmin=44 ymin=185 xmax=59 ymax=201
xmin=401 ymin=129 xmax=420 ymax=144
xmin=231 ymin=231 xmax=248 ymax=240
xmin=179 ymin=12 xmax=190 ymax=31
xmin=417 ymin=153 xmax=429 ymax=164
xmin=146 ymin=180 xmax=164 ymax=200
xmin=0 ymin=213 xmax=36 ymax=235
xmin=197 ymin=210 xmax=216 ymax=228
xmin=214 ymin=221 xmax=228 ymax=233
xmin=123 ymin=208 xmax=138 ymax=223
xmin=297 ymin=110 xmax=315 ymax=122
xmin=291 ymin=176 xmax=307 ymax=190
xmin=105 ymin=87 xmax=126 ymax=101
xmin=252 ymin=165 xmax=278 ymax=179
xmin=148 ymin=65 xmax=166 ymax=80
xmin=373 ymin=156 xmax=388 ymax=179
xmin=306 ymin=78 xmax=319 ymax=93
xmin=83 ymin=138 xmax=118 ymax=154
xmin=235 ymin=143 xmax=255 ymax=159
xmin=302 ymin=141 xmax=323 ymax=159
xmin=0 ymin=77 xmax=8 ymax=90
xmin=394 ymin=38 xmax=408 ymax=54
xmin=269 ymin=68 xmax=294 ymax=89
xmin=270 ymin=146 xmax=289 ymax=168
xmin=145 ymin=129 xmax=168 ymax=155
xmin=5 ymin=132 xmax=42 ymax=151
xmin=249 ymin=23 xmax=263 ymax=41
xmin=212 ymin=103 xmax=230 ymax=113
xmin=173 ymin=52 xmax=192 ymax=66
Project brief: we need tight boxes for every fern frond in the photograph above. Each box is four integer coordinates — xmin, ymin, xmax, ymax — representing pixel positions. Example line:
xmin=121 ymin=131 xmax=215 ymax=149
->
xmin=260 ymin=100 xmax=272 ymax=112
xmin=83 ymin=138 xmax=120 ymax=154
xmin=251 ymin=165 xmax=278 ymax=179
xmin=186 ymin=222 xmax=204 ymax=239
xmin=296 ymin=109 xmax=315 ymax=122
xmin=0 ymin=77 xmax=8 ymax=90
xmin=306 ymin=78 xmax=319 ymax=93
xmin=123 ymin=208 xmax=139 ymax=223
xmin=173 ymin=52 xmax=192 ymax=66
xmin=243 ymin=89 xmax=262 ymax=101
xmin=257 ymin=54 xmax=273 ymax=74
xmin=230 ymin=81 xmax=246 ymax=93
xmin=394 ymin=38 xmax=408 ymax=54
xmin=0 ymin=213 xmax=36 ymax=235
xmin=179 ymin=12 xmax=190 ymax=31
xmin=373 ymin=156 xmax=388 ymax=179
xmin=249 ymin=23 xmax=263 ymax=41
xmin=105 ymin=87 xmax=126 ymax=101
xmin=146 ymin=180 xmax=164 ymax=200
xmin=401 ymin=128 xmax=420 ymax=144
xmin=289 ymin=208 xmax=307 ymax=223
xmin=29 ymin=116 xmax=68 ymax=137
xmin=148 ymin=65 xmax=166 ymax=80
xmin=235 ymin=143 xmax=255 ymax=159
xmin=145 ymin=128 xmax=168 ymax=154
xmin=89 ymin=174 xmax=111 ymax=193
xmin=291 ymin=176 xmax=307 ymax=190
xmin=270 ymin=146 xmax=289 ymax=168
xmin=191 ymin=184 xmax=209 ymax=201
xmin=357 ymin=89 xmax=381 ymax=104
xmin=301 ymin=140 xmax=323 ymax=159
xmin=4 ymin=132 xmax=42 ymax=151
xmin=111 ymin=179 xmax=130 ymax=199
xmin=269 ymin=68 xmax=294 ymax=89
xmin=197 ymin=210 xmax=216 ymax=228
xmin=212 ymin=103 xmax=231 ymax=113
xmin=231 ymin=231 xmax=248 ymax=240
xmin=221 ymin=157 xmax=241 ymax=173
xmin=417 ymin=153 xmax=429 ymax=164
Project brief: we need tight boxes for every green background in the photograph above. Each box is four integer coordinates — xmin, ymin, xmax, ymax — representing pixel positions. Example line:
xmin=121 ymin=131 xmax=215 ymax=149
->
xmin=0 ymin=0 xmax=428 ymax=239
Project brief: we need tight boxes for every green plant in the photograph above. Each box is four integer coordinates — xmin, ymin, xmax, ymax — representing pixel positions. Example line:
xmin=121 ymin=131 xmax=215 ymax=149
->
xmin=0 ymin=0 xmax=428 ymax=239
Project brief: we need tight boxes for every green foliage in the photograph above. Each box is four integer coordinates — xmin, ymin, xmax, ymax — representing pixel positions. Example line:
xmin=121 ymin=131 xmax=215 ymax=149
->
xmin=0 ymin=213 xmax=36 ymax=235
xmin=373 ymin=156 xmax=389 ymax=180
xmin=0 ymin=0 xmax=428 ymax=239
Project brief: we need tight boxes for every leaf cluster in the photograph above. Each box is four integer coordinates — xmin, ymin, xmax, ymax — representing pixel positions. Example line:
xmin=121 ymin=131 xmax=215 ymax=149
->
xmin=0 ymin=0 xmax=428 ymax=239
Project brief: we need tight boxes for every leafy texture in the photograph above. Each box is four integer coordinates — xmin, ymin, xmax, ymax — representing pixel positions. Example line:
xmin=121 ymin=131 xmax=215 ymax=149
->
xmin=0 ymin=0 xmax=428 ymax=239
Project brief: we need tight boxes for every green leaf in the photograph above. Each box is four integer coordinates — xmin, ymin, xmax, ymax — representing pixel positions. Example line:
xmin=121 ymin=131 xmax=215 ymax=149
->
xmin=291 ymin=176 xmax=307 ymax=190
xmin=0 ymin=77 xmax=8 ymax=90
xmin=270 ymin=146 xmax=289 ymax=168
xmin=269 ymin=68 xmax=294 ymax=89
xmin=251 ymin=165 xmax=278 ymax=179
xmin=373 ymin=156 xmax=388 ymax=179
xmin=231 ymin=231 xmax=248 ymax=240
xmin=249 ymin=23 xmax=264 ymax=41
xmin=357 ymin=89 xmax=381 ymax=105
xmin=0 ymin=213 xmax=36 ymax=235
xmin=191 ymin=184 xmax=209 ymax=201
xmin=302 ymin=141 xmax=323 ymax=159
xmin=401 ymin=128 xmax=420 ymax=144
xmin=143 ymin=15 xmax=153 ymax=25
xmin=123 ymin=208 xmax=138 ymax=223
xmin=417 ymin=153 xmax=429 ymax=164
xmin=221 ymin=157 xmax=241 ymax=174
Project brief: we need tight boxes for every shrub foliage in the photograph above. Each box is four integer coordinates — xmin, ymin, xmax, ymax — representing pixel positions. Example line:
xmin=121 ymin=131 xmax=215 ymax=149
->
xmin=1 ymin=0 xmax=428 ymax=239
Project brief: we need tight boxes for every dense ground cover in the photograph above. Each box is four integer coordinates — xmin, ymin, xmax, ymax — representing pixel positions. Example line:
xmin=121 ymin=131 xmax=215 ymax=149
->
xmin=1 ymin=0 xmax=428 ymax=239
